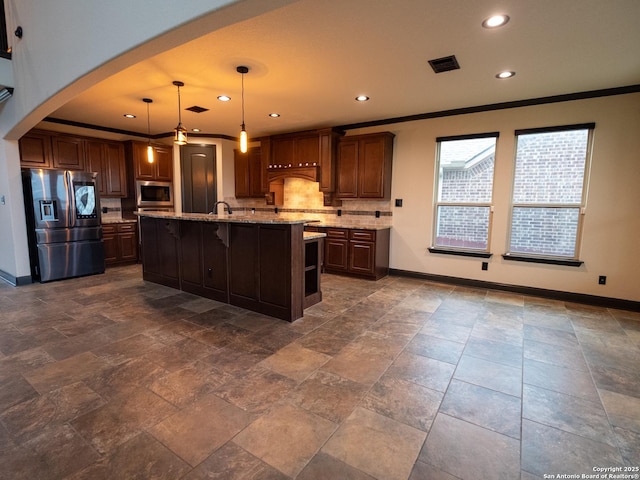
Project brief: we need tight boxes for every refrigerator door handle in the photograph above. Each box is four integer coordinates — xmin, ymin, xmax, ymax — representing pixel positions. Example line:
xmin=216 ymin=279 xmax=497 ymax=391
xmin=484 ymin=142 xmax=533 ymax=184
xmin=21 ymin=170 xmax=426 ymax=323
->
xmin=66 ymin=171 xmax=76 ymax=228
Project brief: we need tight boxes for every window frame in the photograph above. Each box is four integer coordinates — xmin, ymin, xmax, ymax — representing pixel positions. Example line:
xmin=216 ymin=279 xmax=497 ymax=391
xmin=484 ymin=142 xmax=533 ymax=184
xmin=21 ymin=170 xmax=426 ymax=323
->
xmin=430 ymin=132 xmax=499 ymax=257
xmin=505 ymin=123 xmax=595 ymax=265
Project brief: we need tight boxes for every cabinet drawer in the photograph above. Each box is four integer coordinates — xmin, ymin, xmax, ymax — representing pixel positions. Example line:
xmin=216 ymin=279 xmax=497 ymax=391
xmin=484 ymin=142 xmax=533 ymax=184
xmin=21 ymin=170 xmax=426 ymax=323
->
xmin=350 ymin=229 xmax=375 ymax=241
xmin=326 ymin=228 xmax=348 ymax=239
xmin=117 ymin=223 xmax=137 ymax=233
xmin=102 ymin=225 xmax=117 ymax=234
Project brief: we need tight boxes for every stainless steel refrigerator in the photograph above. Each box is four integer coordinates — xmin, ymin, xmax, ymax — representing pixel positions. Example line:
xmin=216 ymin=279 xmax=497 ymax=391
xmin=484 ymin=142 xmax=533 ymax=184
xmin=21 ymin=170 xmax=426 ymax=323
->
xmin=22 ymin=168 xmax=105 ymax=282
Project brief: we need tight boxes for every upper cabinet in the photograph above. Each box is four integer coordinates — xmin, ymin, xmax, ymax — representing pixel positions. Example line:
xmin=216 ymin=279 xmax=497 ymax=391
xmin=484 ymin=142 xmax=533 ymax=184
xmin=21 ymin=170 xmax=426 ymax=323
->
xmin=336 ymin=132 xmax=395 ymax=199
xmin=19 ymin=130 xmax=53 ymax=169
xmin=52 ymin=135 xmax=85 ymax=170
xmin=19 ymin=130 xmax=86 ymax=171
xmin=19 ymin=130 xmax=129 ymax=198
xmin=127 ymin=141 xmax=173 ymax=182
xmin=234 ymin=147 xmax=266 ymax=198
xmin=86 ymin=139 xmax=127 ymax=197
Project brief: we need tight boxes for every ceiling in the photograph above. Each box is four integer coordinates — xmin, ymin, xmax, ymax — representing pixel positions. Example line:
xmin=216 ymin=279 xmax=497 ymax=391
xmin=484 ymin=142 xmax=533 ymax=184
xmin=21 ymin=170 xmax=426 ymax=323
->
xmin=43 ymin=0 xmax=640 ymax=141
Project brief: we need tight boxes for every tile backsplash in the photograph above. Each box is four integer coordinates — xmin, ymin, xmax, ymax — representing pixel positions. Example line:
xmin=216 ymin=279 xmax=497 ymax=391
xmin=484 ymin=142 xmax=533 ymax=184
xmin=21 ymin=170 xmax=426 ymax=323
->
xmin=234 ymin=178 xmax=392 ymax=227
xmin=100 ymin=198 xmax=122 ymax=221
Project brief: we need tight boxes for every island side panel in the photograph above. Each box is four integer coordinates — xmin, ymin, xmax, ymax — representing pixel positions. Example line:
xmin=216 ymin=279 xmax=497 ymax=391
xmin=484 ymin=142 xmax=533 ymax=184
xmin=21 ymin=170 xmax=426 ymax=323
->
xmin=258 ymin=223 xmax=304 ymax=322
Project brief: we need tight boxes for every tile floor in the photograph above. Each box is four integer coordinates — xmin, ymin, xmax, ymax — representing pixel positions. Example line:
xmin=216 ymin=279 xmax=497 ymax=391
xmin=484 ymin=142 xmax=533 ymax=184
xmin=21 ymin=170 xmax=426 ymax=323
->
xmin=0 ymin=264 xmax=639 ymax=479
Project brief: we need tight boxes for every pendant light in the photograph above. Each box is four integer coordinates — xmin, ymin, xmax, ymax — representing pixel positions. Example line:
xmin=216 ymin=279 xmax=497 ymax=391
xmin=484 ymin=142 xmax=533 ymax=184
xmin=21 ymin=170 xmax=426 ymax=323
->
xmin=173 ymin=80 xmax=187 ymax=145
xmin=237 ymin=66 xmax=249 ymax=153
xmin=142 ymin=98 xmax=154 ymax=163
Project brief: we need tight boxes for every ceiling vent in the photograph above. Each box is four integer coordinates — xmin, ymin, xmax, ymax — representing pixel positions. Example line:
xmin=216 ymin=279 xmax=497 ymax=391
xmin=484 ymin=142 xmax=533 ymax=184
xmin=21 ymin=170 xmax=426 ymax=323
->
xmin=186 ymin=105 xmax=209 ymax=113
xmin=428 ymin=55 xmax=460 ymax=74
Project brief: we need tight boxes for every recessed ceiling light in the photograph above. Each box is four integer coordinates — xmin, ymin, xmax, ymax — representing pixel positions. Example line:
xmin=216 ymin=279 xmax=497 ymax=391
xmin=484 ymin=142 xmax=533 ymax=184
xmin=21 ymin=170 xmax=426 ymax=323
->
xmin=355 ymin=95 xmax=370 ymax=102
xmin=123 ymin=114 xmax=136 ymax=118
xmin=482 ymin=14 xmax=510 ymax=28
xmin=268 ymin=113 xmax=280 ymax=118
xmin=496 ymin=71 xmax=516 ymax=79
xmin=217 ymin=95 xmax=231 ymax=102
xmin=192 ymin=128 xmax=201 ymax=132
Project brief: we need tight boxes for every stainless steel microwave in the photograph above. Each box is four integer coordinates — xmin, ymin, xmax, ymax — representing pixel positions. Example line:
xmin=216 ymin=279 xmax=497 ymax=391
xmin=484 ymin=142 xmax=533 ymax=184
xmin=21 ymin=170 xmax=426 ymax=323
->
xmin=136 ymin=180 xmax=174 ymax=208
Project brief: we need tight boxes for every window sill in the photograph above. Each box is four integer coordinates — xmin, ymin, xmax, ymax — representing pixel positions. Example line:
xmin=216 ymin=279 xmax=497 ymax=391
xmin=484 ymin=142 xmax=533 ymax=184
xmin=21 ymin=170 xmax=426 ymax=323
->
xmin=428 ymin=247 xmax=492 ymax=259
xmin=502 ymin=254 xmax=583 ymax=267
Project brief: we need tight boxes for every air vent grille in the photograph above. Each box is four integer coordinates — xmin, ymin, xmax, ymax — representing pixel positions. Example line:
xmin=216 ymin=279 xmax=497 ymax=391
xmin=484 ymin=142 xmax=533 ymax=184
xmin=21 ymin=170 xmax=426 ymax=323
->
xmin=428 ymin=55 xmax=460 ymax=74
xmin=186 ymin=105 xmax=209 ymax=113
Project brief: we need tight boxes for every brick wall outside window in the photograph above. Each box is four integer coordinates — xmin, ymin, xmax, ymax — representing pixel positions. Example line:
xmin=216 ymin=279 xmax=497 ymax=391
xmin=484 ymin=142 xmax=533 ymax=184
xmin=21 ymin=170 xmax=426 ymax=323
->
xmin=510 ymin=129 xmax=589 ymax=257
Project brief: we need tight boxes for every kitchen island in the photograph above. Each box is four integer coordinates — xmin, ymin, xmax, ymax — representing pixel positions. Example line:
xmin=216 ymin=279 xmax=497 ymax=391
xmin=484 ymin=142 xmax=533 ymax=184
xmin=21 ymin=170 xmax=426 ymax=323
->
xmin=137 ymin=211 xmax=324 ymax=322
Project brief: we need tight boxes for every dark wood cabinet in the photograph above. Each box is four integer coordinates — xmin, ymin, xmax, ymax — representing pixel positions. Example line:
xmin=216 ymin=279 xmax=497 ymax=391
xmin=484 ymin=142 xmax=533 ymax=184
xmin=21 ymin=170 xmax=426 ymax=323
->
xmin=140 ymin=217 xmax=180 ymax=288
xmin=102 ymin=223 xmax=138 ymax=265
xmin=86 ymin=140 xmax=127 ymax=197
xmin=19 ymin=131 xmax=52 ymax=169
xmin=129 ymin=142 xmax=173 ymax=181
xmin=179 ymin=221 xmax=228 ymax=302
xmin=324 ymin=228 xmax=349 ymax=272
xmin=19 ymin=130 xmax=88 ymax=171
xmin=52 ymin=135 xmax=85 ymax=170
xmin=139 ymin=216 xmax=305 ymax=321
xmin=319 ymin=227 xmax=390 ymax=280
xmin=336 ymin=132 xmax=394 ymax=199
xmin=269 ymin=132 xmax=320 ymax=168
xmin=234 ymin=147 xmax=265 ymax=198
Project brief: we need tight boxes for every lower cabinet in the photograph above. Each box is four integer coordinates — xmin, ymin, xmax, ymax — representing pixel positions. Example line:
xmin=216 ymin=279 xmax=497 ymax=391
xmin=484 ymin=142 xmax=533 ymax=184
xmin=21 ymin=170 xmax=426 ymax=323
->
xmin=316 ymin=227 xmax=390 ymax=280
xmin=103 ymin=223 xmax=138 ymax=266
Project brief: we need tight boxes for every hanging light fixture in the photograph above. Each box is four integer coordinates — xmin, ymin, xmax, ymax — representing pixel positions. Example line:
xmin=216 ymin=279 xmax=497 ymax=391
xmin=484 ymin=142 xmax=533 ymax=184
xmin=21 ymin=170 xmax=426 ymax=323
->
xmin=237 ymin=66 xmax=249 ymax=153
xmin=142 ymin=98 xmax=154 ymax=164
xmin=173 ymin=80 xmax=187 ymax=145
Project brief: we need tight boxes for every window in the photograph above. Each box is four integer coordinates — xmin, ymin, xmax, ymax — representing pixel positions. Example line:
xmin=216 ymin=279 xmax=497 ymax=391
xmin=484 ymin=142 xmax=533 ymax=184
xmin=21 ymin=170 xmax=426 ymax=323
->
xmin=431 ymin=133 xmax=498 ymax=255
xmin=507 ymin=123 xmax=594 ymax=262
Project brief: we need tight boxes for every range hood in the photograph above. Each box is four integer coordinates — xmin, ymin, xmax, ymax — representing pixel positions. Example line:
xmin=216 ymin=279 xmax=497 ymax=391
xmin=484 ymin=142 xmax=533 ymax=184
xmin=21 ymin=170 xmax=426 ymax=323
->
xmin=267 ymin=164 xmax=319 ymax=183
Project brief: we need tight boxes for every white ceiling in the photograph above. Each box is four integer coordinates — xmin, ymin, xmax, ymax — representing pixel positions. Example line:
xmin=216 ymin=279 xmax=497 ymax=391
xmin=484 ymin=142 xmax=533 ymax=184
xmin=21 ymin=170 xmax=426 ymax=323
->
xmin=44 ymin=0 xmax=640 ymax=141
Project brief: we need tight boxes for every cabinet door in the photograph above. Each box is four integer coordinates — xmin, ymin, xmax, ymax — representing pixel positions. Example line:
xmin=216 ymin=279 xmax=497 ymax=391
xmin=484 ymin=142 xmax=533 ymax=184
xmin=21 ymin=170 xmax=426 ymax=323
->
xmin=85 ymin=141 xmax=106 ymax=195
xmin=180 ymin=221 xmax=203 ymax=287
xmin=117 ymin=224 xmax=138 ymax=261
xmin=324 ymin=238 xmax=348 ymax=271
xmin=102 ymin=227 xmax=118 ymax=264
xmin=335 ymin=139 xmax=359 ymax=198
xmin=358 ymin=135 xmax=388 ymax=198
xmin=202 ymin=223 xmax=228 ymax=301
xmin=52 ymin=135 xmax=85 ymax=170
xmin=349 ymin=241 xmax=375 ymax=276
xmin=271 ymin=137 xmax=295 ymax=167
xmin=248 ymin=147 xmax=265 ymax=196
xmin=103 ymin=142 xmax=127 ymax=197
xmin=154 ymin=146 xmax=173 ymax=181
xmin=295 ymin=136 xmax=319 ymax=166
xmin=134 ymin=143 xmax=155 ymax=180
xmin=234 ymin=149 xmax=251 ymax=198
xmin=19 ymin=131 xmax=52 ymax=169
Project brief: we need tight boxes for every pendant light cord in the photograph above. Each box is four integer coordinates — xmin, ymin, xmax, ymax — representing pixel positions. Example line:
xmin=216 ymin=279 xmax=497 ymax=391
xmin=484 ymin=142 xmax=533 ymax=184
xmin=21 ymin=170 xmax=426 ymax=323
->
xmin=241 ymin=72 xmax=245 ymax=126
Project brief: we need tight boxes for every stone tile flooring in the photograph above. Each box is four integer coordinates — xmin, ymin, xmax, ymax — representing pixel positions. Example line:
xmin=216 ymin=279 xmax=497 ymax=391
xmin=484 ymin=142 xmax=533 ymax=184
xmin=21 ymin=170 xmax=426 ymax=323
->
xmin=0 ymin=264 xmax=639 ymax=479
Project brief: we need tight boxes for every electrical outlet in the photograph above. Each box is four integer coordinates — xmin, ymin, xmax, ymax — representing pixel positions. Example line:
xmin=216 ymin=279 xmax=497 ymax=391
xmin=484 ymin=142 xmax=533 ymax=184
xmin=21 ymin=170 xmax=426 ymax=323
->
xmin=482 ymin=262 xmax=488 ymax=271
xmin=598 ymin=275 xmax=606 ymax=285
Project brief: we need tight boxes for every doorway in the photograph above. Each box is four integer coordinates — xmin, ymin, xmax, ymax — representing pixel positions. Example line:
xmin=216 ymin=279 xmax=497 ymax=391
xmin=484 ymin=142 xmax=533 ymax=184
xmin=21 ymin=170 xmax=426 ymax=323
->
xmin=180 ymin=144 xmax=216 ymax=213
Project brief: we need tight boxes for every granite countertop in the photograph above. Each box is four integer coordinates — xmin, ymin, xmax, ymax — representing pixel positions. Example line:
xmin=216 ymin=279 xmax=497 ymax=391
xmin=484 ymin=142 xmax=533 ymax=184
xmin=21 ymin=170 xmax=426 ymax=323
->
xmin=305 ymin=221 xmax=391 ymax=231
xmin=102 ymin=218 xmax=138 ymax=224
xmin=303 ymin=231 xmax=327 ymax=241
xmin=135 ymin=211 xmax=313 ymax=225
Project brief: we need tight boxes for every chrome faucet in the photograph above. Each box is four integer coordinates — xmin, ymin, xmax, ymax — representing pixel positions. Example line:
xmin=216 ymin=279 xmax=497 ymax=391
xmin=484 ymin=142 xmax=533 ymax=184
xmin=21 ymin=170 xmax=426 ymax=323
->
xmin=212 ymin=201 xmax=233 ymax=215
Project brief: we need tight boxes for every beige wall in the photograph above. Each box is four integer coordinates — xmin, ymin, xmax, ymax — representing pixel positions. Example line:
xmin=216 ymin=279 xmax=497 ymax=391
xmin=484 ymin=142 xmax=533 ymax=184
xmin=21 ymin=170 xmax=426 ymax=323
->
xmin=350 ymin=93 xmax=640 ymax=302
